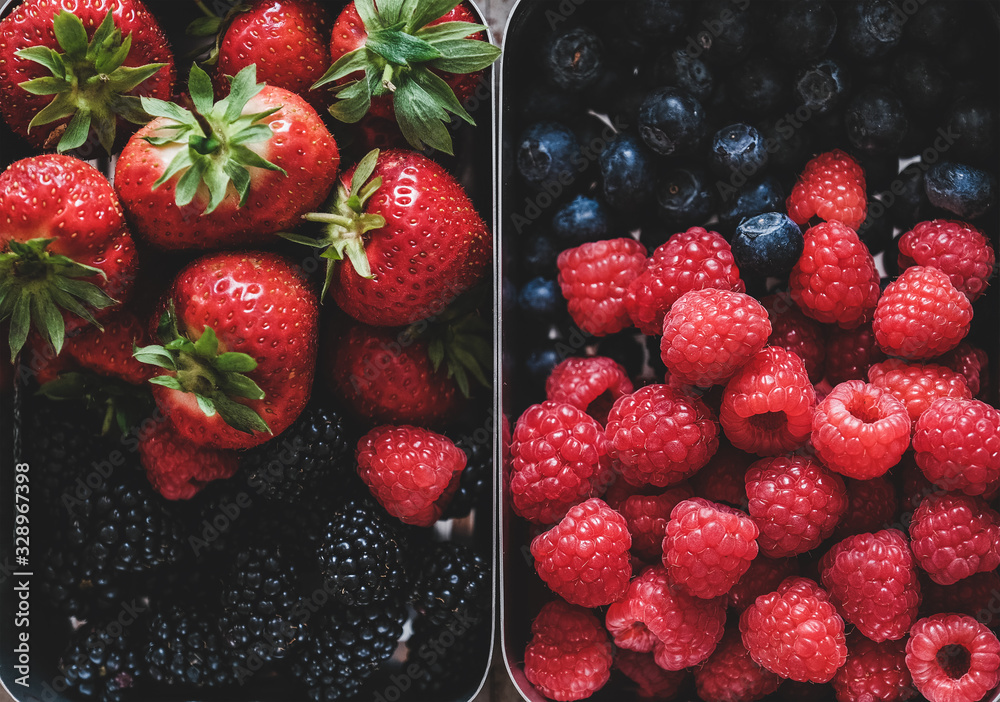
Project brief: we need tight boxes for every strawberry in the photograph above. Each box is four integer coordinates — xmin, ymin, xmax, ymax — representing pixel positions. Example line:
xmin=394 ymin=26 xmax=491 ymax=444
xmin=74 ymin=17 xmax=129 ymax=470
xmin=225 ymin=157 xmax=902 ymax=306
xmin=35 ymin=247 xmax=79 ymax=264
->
xmin=0 ymin=0 xmax=174 ymax=154
xmin=289 ymin=148 xmax=491 ymax=326
xmin=114 ymin=64 xmax=339 ymax=250
xmin=137 ymin=418 xmax=239 ymax=500
xmin=786 ymin=150 xmax=868 ymax=231
xmin=313 ymin=0 xmax=500 ymax=154
xmin=58 ymin=309 xmax=152 ymax=385
xmin=0 ymin=154 xmax=137 ymax=358
xmin=134 ymin=252 xmax=319 ymax=450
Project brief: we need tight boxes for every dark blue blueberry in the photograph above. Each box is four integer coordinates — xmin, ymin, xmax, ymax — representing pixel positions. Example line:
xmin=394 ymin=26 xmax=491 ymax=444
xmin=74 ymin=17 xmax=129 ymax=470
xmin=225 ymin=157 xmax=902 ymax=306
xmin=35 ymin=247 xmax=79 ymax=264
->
xmin=759 ymin=118 xmax=814 ymax=173
xmin=810 ymin=109 xmax=846 ymax=151
xmin=543 ymin=26 xmax=604 ymax=93
xmin=655 ymin=167 xmax=715 ymax=229
xmin=634 ymin=0 xmax=690 ymax=38
xmin=856 ymin=200 xmax=894 ymax=255
xmin=599 ymin=133 xmax=655 ymax=210
xmin=845 ymin=87 xmax=909 ymax=155
xmin=637 ymin=87 xmax=705 ymax=157
xmin=731 ymin=212 xmax=803 ymax=279
xmin=891 ymin=52 xmax=951 ymax=118
xmin=944 ymin=98 xmax=997 ymax=165
xmin=925 ymin=162 xmax=997 ymax=220
xmin=517 ymin=85 xmax=581 ymax=124
xmin=718 ymin=175 xmax=784 ymax=234
xmin=516 ymin=122 xmax=581 ymax=190
xmin=552 ymin=196 xmax=612 ymax=245
xmin=837 ymin=0 xmax=905 ymax=62
xmin=710 ymin=124 xmax=769 ymax=180
xmin=726 ymin=57 xmax=787 ymax=119
xmin=904 ymin=0 xmax=964 ymax=51
xmin=596 ymin=331 xmax=645 ymax=380
xmin=586 ymin=66 xmax=640 ymax=114
xmin=521 ymin=235 xmax=559 ymax=278
xmin=691 ymin=0 xmax=755 ymax=66
xmin=518 ymin=277 xmax=563 ymax=321
xmin=855 ymin=152 xmax=899 ymax=194
xmin=524 ymin=344 xmax=561 ymax=387
xmin=653 ymin=49 xmax=714 ymax=103
xmin=887 ymin=162 xmax=930 ymax=231
xmin=793 ymin=58 xmax=851 ymax=116
xmin=767 ymin=1 xmax=838 ymax=62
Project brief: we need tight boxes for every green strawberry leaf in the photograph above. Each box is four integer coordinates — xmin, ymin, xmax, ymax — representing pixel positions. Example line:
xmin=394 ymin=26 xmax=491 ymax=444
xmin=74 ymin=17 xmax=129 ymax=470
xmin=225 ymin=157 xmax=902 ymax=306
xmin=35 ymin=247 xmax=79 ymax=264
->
xmin=394 ymin=78 xmax=454 ymax=155
xmin=19 ymin=76 xmax=72 ymax=96
xmin=312 ymin=48 xmax=369 ymax=90
xmin=408 ymin=0 xmax=464 ymax=33
xmin=196 ymin=394 xmax=217 ymax=417
xmin=52 ymin=10 xmax=89 ymax=61
xmin=365 ymin=29 xmax=442 ymax=65
xmin=430 ymin=39 xmax=502 ymax=74
xmin=418 ymin=21 xmax=487 ymax=43
xmin=214 ymin=395 xmax=270 ymax=435
xmin=218 ymin=372 xmax=265 ymax=400
xmin=214 ymin=352 xmax=257 ymax=373
xmin=187 ymin=16 xmax=223 ymax=37
xmin=149 ymin=375 xmax=184 ymax=391
xmin=133 ymin=345 xmax=177 ymax=370
xmin=193 ymin=326 xmax=219 ymax=359
xmin=189 ymin=64 xmax=215 ymax=114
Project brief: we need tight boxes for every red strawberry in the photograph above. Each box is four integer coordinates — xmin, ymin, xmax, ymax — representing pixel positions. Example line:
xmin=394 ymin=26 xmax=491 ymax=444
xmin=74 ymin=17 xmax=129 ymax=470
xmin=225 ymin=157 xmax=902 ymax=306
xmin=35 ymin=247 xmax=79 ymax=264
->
xmin=786 ymin=149 xmax=867 ymax=230
xmin=315 ymin=0 xmax=499 ymax=154
xmin=0 ymin=154 xmax=137 ymax=357
xmin=114 ymin=64 xmax=339 ymax=250
xmin=60 ymin=310 xmax=153 ymax=385
xmin=137 ymin=418 xmax=239 ymax=500
xmin=134 ymin=252 xmax=319 ymax=450
xmin=292 ymin=149 xmax=491 ymax=327
xmin=0 ymin=0 xmax=174 ymax=153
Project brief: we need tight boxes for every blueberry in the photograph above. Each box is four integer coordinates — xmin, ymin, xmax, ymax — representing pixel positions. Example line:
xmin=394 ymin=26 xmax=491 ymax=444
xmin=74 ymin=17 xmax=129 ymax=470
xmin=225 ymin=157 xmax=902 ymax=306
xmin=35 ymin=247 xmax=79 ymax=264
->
xmin=891 ymin=52 xmax=951 ymax=118
xmin=524 ymin=344 xmax=561 ymax=387
xmin=887 ymin=162 xmax=929 ymax=231
xmin=726 ymin=57 xmax=787 ymax=119
xmin=638 ymin=87 xmax=705 ymax=157
xmin=586 ymin=66 xmax=639 ymax=113
xmin=595 ymin=332 xmax=644 ymax=381
xmin=652 ymin=49 xmax=714 ymax=103
xmin=517 ymin=85 xmax=581 ymax=124
xmin=904 ymin=0 xmax=964 ymax=51
xmin=944 ymin=98 xmax=997 ymax=164
xmin=845 ymin=87 xmax=908 ymax=155
xmin=655 ymin=167 xmax=715 ymax=229
xmin=692 ymin=0 xmax=755 ymax=66
xmin=793 ymin=58 xmax=851 ymax=116
xmin=856 ymin=200 xmax=894 ymax=255
xmin=543 ymin=26 xmax=604 ymax=93
xmin=837 ymin=0 xmax=905 ymax=62
xmin=855 ymin=151 xmax=899 ymax=194
xmin=710 ymin=124 xmax=769 ymax=180
xmin=758 ymin=118 xmax=814 ymax=173
xmin=552 ymin=196 xmax=612 ymax=246
xmin=731 ymin=212 xmax=803 ymax=279
xmin=518 ymin=277 xmax=564 ymax=321
xmin=634 ymin=0 xmax=690 ymax=38
xmin=718 ymin=175 xmax=784 ymax=234
xmin=925 ymin=162 xmax=997 ymax=220
xmin=521 ymin=235 xmax=559 ymax=278
xmin=767 ymin=1 xmax=838 ymax=62
xmin=599 ymin=134 xmax=656 ymax=210
xmin=516 ymin=122 xmax=581 ymax=190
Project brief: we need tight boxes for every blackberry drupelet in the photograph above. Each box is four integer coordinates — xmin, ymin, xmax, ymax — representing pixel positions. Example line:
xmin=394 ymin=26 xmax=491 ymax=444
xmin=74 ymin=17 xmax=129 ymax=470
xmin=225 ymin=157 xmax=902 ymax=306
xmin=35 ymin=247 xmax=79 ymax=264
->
xmin=441 ymin=438 xmax=491 ymax=520
xmin=58 ymin=618 xmax=143 ymax=702
xmin=404 ymin=616 xmax=492 ymax=700
xmin=39 ymin=544 xmax=127 ymax=621
xmin=410 ymin=542 xmax=490 ymax=627
xmin=144 ymin=603 xmax=241 ymax=688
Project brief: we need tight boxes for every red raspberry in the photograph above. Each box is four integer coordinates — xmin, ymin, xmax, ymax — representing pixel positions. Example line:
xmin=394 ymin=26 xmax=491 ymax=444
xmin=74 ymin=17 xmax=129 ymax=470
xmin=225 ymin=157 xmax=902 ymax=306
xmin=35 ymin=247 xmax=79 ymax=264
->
xmin=824 ymin=322 xmax=886 ymax=385
xmin=789 ymin=221 xmax=880 ymax=329
xmin=531 ymin=498 xmax=631 ymax=607
xmin=695 ymin=628 xmax=781 ymax=702
xmin=819 ymin=529 xmax=921 ymax=642
xmin=833 ymin=635 xmax=915 ymax=702
xmin=745 ymin=456 xmax=848 ymax=557
xmin=691 ymin=441 xmax=754 ymax=511
xmin=605 ymin=384 xmax=719 ymax=488
xmin=614 ymin=650 xmax=686 ymax=700
xmin=921 ymin=571 xmax=1000 ymax=618
xmin=833 ymin=476 xmax=898 ymax=540
xmin=936 ymin=342 xmax=990 ymax=399
xmin=913 ymin=397 xmax=1000 ymax=496
xmin=908 ymin=492 xmax=1000 ymax=586
xmin=662 ymin=497 xmax=759 ymax=599
xmin=356 ymin=425 xmax=466 ymax=526
xmin=728 ymin=556 xmax=801 ymax=612
xmin=897 ymin=451 xmax=946 ymax=513
xmin=873 ymin=266 xmax=972 ymax=360
xmin=868 ymin=359 xmax=972 ymax=424
xmin=605 ymin=564 xmax=726 ymax=669
xmin=811 ymin=380 xmax=911 ymax=480
xmin=137 ymin=419 xmax=239 ymax=500
xmin=659 ymin=289 xmax=771 ymax=387
xmin=786 ymin=149 xmax=868 ymax=231
xmin=546 ymin=356 xmax=634 ymax=424
xmin=621 ymin=486 xmax=694 ymax=562
xmin=509 ymin=401 xmax=612 ymax=525
xmin=740 ymin=576 xmax=848 ymax=683
xmin=557 ymin=238 xmax=647 ymax=336
xmin=762 ymin=293 xmax=826 ymax=383
xmin=524 ymin=600 xmax=612 ymax=701
xmin=905 ymin=614 xmax=1000 ymax=702
xmin=624 ymin=227 xmax=744 ymax=336
xmin=720 ymin=347 xmax=817 ymax=456
xmin=898 ymin=219 xmax=995 ymax=302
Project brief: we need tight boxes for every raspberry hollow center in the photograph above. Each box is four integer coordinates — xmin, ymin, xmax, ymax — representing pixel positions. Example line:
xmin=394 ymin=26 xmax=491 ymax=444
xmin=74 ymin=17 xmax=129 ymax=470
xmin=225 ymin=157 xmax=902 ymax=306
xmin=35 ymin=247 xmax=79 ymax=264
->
xmin=937 ymin=644 xmax=971 ymax=679
xmin=846 ymin=394 xmax=881 ymax=423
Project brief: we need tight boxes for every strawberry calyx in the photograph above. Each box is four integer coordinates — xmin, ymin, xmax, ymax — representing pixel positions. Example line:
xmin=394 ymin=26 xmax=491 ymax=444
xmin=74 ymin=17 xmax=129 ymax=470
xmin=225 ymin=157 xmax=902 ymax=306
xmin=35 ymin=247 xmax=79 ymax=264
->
xmin=133 ymin=304 xmax=271 ymax=436
xmin=139 ymin=63 xmax=286 ymax=215
xmin=15 ymin=10 xmax=167 ymax=154
xmin=39 ymin=370 xmax=155 ymax=437
xmin=312 ymin=0 xmax=500 ymax=155
xmin=184 ymin=0 xmax=253 ymax=66
xmin=0 ymin=238 xmax=116 ymax=359
xmin=412 ymin=293 xmax=491 ymax=397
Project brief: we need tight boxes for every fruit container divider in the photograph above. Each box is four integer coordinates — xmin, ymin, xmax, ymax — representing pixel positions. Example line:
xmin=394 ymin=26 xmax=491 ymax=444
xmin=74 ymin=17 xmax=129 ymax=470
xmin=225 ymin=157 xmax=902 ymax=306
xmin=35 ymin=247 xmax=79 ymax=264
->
xmin=498 ymin=1 xmax=1000 ymax=701
xmin=0 ymin=0 xmax=499 ymax=701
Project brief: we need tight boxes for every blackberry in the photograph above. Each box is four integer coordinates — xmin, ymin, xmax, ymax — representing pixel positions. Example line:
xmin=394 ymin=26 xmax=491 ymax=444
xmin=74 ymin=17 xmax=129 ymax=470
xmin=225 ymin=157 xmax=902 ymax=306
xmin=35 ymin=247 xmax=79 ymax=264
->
xmin=144 ymin=603 xmax=241 ymax=688
xmin=39 ymin=544 xmax=127 ymax=621
xmin=404 ymin=616 xmax=491 ymax=700
xmin=58 ymin=618 xmax=143 ymax=702
xmin=290 ymin=599 xmax=407 ymax=702
xmin=441 ymin=438 xmax=491 ymax=520
xmin=410 ymin=542 xmax=490 ymax=628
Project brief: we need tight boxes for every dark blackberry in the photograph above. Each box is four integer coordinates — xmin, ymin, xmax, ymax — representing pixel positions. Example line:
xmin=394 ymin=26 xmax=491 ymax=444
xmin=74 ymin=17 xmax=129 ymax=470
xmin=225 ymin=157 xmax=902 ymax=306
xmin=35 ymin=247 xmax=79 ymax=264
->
xmin=410 ymin=542 xmax=490 ymax=628
xmin=58 ymin=618 xmax=143 ymax=702
xmin=240 ymin=403 xmax=356 ymax=505
xmin=290 ymin=599 xmax=407 ymax=702
xmin=404 ymin=616 xmax=491 ymax=700
xmin=441 ymin=438 xmax=490 ymax=520
xmin=144 ymin=603 xmax=241 ymax=688
xmin=38 ymin=543 xmax=127 ymax=621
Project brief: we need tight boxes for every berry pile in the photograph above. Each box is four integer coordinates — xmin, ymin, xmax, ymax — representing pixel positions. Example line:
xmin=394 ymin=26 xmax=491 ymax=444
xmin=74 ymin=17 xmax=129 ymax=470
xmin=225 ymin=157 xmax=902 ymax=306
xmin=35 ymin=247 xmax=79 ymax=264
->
xmin=504 ymin=1 xmax=1000 ymax=701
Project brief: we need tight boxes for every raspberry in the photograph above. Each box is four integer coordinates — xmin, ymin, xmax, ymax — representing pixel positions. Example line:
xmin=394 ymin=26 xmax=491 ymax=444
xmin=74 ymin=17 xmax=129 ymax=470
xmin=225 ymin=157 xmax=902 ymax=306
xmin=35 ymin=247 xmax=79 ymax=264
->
xmin=605 ymin=564 xmax=726 ymax=669
xmin=137 ymin=419 xmax=239 ymax=500
xmin=905 ymin=614 xmax=1000 ymax=702
xmin=509 ymin=401 xmax=612 ymax=525
xmin=868 ymin=359 xmax=972 ymax=424
xmin=898 ymin=219 xmax=995 ymax=302
xmin=691 ymin=441 xmax=754 ymax=511
xmin=739 ymin=576 xmax=848 ymax=684
xmin=908 ymin=492 xmax=1000 ymax=585
xmin=659 ymin=289 xmax=771 ymax=387
xmin=605 ymin=384 xmax=719 ymax=488
xmin=873 ymin=266 xmax=972 ymax=360
xmin=832 ymin=476 xmax=898 ymax=540
xmin=546 ymin=356 xmax=634 ymax=424
xmin=936 ymin=342 xmax=990 ymax=399
xmin=745 ymin=456 xmax=848 ymax=557
xmin=557 ymin=238 xmax=648 ymax=336
xmin=356 ymin=425 xmax=466 ymax=526
xmin=824 ymin=322 xmax=886 ymax=385
xmin=728 ymin=556 xmax=801 ymax=612
xmin=694 ymin=628 xmax=781 ymax=702
xmin=833 ymin=635 xmax=915 ymax=702
xmin=614 ymin=650 xmax=686 ymax=700
xmin=921 ymin=571 xmax=1000 ymax=618
xmin=720 ymin=347 xmax=817 ymax=456
xmin=531 ymin=498 xmax=631 ymax=607
xmin=624 ymin=227 xmax=744 ymax=336
xmin=819 ymin=529 xmax=921 ymax=642
xmin=913 ymin=397 xmax=1000 ymax=496
xmin=524 ymin=600 xmax=612 ymax=701
xmin=787 ymin=149 xmax=868 ymax=231
xmin=789 ymin=221 xmax=880 ymax=329
xmin=620 ymin=486 xmax=694 ymax=562
xmin=662 ymin=497 xmax=759 ymax=599
xmin=811 ymin=380 xmax=911 ymax=480
xmin=762 ymin=293 xmax=826 ymax=383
